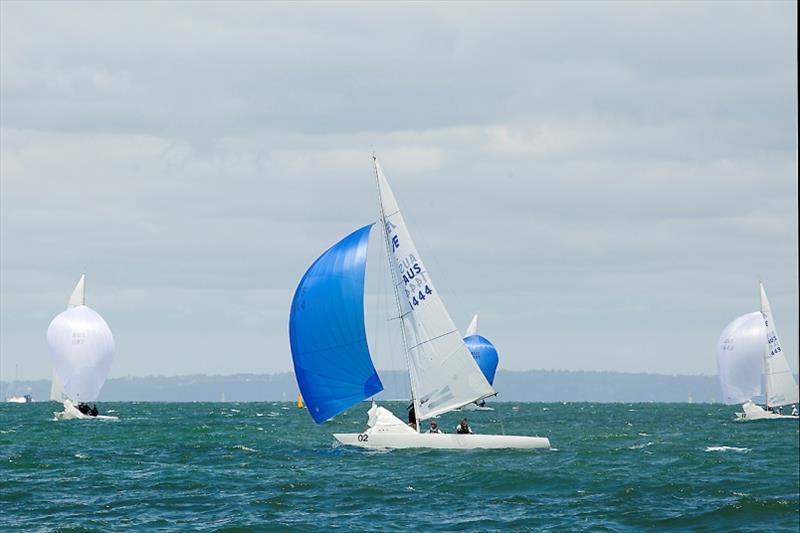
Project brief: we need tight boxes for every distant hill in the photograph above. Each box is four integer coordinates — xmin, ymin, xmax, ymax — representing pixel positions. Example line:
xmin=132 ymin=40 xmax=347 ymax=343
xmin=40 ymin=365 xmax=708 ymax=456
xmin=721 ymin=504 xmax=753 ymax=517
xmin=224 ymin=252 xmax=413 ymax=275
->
xmin=1 ymin=370 xmax=724 ymax=403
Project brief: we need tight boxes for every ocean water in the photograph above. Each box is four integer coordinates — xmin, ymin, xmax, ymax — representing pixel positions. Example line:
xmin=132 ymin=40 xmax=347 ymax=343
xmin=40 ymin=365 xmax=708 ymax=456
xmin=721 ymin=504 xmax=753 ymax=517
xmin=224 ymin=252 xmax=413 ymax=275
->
xmin=1 ymin=402 xmax=798 ymax=531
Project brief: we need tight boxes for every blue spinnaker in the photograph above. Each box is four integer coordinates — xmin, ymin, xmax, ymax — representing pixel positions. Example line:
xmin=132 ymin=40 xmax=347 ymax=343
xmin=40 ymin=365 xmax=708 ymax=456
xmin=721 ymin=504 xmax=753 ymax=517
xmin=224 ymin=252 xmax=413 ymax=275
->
xmin=464 ymin=335 xmax=499 ymax=386
xmin=289 ymin=224 xmax=384 ymax=423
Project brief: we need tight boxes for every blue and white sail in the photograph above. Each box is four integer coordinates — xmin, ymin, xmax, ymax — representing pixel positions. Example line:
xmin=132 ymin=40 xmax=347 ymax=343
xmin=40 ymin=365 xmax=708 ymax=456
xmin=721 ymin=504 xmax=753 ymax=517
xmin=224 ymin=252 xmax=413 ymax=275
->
xmin=289 ymin=224 xmax=384 ymax=424
xmin=375 ymin=159 xmax=495 ymax=420
xmin=463 ymin=314 xmax=500 ymax=386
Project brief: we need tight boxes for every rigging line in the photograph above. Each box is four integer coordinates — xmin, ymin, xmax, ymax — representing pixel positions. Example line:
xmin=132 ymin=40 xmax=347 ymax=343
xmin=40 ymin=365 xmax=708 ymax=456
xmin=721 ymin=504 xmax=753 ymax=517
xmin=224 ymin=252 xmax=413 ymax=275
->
xmin=387 ymin=309 xmax=414 ymax=321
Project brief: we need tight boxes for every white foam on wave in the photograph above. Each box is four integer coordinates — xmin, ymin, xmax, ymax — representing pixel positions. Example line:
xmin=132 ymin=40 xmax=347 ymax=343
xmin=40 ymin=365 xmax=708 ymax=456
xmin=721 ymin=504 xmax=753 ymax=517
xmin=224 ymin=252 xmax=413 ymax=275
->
xmin=705 ymin=446 xmax=750 ymax=453
xmin=628 ymin=442 xmax=654 ymax=450
xmin=74 ymin=453 xmax=89 ymax=459
xmin=232 ymin=444 xmax=257 ymax=453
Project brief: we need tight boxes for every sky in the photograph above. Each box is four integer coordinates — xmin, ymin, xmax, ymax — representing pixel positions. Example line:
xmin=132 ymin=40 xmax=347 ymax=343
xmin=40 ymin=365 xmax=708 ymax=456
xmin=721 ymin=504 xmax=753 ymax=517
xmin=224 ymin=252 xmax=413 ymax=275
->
xmin=1 ymin=1 xmax=797 ymax=381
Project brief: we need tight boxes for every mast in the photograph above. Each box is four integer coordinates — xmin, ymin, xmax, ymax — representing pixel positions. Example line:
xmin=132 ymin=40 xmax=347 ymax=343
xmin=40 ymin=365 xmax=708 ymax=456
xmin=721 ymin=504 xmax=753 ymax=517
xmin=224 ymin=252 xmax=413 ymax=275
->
xmin=759 ymin=281 xmax=771 ymax=405
xmin=372 ymin=155 xmax=421 ymax=432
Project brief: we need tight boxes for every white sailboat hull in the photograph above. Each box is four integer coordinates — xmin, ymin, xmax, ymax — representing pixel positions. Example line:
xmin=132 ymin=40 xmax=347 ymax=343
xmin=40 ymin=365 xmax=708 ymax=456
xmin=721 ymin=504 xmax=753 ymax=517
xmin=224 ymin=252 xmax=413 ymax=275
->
xmin=735 ymin=401 xmax=798 ymax=421
xmin=5 ymin=396 xmax=32 ymax=403
xmin=334 ymin=432 xmax=550 ymax=450
xmin=53 ymin=400 xmax=118 ymax=421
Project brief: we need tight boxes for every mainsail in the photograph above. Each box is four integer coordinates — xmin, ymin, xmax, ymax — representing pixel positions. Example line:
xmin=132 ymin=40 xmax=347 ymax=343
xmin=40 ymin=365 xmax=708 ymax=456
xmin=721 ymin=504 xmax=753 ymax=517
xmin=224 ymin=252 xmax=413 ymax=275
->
xmin=715 ymin=312 xmax=765 ymax=405
xmin=289 ymin=224 xmax=384 ymax=423
xmin=759 ymin=282 xmax=799 ymax=407
xmin=374 ymin=158 xmax=495 ymax=420
xmin=46 ymin=275 xmax=115 ymax=403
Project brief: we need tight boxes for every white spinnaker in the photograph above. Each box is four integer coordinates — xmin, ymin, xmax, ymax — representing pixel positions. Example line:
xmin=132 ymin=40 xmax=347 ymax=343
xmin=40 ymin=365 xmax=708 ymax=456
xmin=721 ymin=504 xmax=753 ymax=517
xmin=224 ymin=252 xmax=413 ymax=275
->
xmin=716 ymin=312 xmax=765 ymax=405
xmin=465 ymin=314 xmax=479 ymax=337
xmin=375 ymin=158 xmax=495 ymax=420
xmin=759 ymin=283 xmax=799 ymax=407
xmin=47 ymin=276 xmax=114 ymax=403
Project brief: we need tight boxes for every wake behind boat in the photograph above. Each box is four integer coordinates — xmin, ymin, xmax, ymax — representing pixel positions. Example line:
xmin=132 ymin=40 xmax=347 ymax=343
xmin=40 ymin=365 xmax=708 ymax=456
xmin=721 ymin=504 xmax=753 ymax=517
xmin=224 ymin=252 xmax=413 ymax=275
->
xmin=47 ymin=275 xmax=117 ymax=421
xmin=289 ymin=156 xmax=550 ymax=450
xmin=716 ymin=282 xmax=799 ymax=421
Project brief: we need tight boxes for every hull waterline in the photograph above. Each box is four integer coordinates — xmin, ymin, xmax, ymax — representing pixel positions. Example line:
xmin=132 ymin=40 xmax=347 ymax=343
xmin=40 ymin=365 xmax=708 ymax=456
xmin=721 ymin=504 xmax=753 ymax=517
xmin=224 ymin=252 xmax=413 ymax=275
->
xmin=333 ymin=432 xmax=550 ymax=450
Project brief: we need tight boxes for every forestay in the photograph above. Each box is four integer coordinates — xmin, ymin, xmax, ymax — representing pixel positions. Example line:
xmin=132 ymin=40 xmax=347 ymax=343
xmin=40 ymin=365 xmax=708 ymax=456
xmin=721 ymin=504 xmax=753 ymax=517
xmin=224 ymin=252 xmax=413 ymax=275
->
xmin=759 ymin=283 xmax=799 ymax=407
xmin=289 ymin=224 xmax=384 ymax=424
xmin=375 ymin=159 xmax=495 ymax=420
xmin=715 ymin=312 xmax=764 ymax=405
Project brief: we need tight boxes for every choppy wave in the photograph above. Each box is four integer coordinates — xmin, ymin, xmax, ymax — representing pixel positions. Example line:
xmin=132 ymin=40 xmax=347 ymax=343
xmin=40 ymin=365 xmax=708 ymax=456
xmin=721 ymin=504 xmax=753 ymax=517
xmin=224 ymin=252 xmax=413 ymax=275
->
xmin=1 ymin=401 xmax=796 ymax=531
xmin=705 ymin=445 xmax=751 ymax=453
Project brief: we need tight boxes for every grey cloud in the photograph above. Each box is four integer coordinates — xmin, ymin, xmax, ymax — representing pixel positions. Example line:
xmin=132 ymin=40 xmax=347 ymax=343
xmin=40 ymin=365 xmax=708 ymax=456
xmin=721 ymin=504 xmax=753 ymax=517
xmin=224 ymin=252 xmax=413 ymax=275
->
xmin=1 ymin=1 xmax=796 ymax=380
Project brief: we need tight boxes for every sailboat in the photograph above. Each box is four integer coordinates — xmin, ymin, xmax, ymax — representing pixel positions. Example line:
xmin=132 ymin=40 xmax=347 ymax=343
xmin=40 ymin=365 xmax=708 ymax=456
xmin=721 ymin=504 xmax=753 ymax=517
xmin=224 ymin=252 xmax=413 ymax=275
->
xmin=289 ymin=157 xmax=550 ymax=449
xmin=5 ymin=364 xmax=33 ymax=403
xmin=47 ymin=275 xmax=117 ymax=420
xmin=460 ymin=313 xmax=498 ymax=411
xmin=716 ymin=282 xmax=799 ymax=421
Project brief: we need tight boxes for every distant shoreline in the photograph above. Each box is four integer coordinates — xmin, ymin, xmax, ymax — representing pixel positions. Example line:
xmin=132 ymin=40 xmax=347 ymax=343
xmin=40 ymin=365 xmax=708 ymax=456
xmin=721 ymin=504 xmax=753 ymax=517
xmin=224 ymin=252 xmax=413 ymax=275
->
xmin=1 ymin=369 xmax=740 ymax=404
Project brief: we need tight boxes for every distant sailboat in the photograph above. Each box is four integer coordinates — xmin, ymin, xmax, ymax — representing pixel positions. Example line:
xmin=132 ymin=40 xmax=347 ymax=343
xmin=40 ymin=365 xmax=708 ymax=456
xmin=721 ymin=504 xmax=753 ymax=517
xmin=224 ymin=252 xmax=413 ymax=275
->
xmin=47 ymin=275 xmax=117 ymax=420
xmin=5 ymin=364 xmax=33 ymax=403
xmin=289 ymin=157 xmax=550 ymax=449
xmin=461 ymin=313 xmax=498 ymax=411
xmin=716 ymin=282 xmax=799 ymax=421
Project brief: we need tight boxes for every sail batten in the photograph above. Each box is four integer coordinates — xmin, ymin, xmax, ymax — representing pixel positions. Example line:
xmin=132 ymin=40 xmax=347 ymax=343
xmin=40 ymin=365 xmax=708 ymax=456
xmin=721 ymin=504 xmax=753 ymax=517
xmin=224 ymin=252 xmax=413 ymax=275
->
xmin=289 ymin=224 xmax=384 ymax=424
xmin=407 ymin=329 xmax=459 ymax=351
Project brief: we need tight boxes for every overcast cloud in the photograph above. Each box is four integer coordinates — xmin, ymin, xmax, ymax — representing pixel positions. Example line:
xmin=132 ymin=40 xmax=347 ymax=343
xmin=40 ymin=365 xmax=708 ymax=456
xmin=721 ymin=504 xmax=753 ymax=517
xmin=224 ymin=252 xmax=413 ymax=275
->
xmin=1 ymin=1 xmax=797 ymax=381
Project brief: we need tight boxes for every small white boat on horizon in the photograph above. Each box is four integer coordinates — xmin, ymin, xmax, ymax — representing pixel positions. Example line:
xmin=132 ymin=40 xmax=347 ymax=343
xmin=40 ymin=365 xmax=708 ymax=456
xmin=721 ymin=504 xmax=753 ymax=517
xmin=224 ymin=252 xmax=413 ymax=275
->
xmin=5 ymin=364 xmax=34 ymax=403
xmin=5 ymin=394 xmax=33 ymax=404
